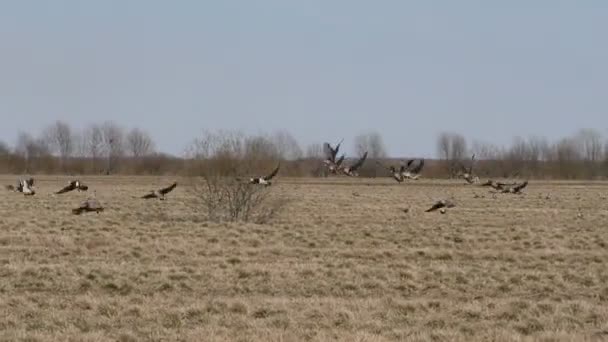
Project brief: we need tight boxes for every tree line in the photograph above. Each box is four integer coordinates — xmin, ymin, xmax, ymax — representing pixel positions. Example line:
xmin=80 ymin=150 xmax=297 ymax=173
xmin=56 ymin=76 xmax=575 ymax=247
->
xmin=0 ymin=121 xmax=607 ymax=179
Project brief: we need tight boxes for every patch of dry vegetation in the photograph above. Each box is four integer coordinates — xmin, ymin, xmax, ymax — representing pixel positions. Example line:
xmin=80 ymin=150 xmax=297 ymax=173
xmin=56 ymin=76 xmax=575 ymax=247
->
xmin=1 ymin=175 xmax=608 ymax=341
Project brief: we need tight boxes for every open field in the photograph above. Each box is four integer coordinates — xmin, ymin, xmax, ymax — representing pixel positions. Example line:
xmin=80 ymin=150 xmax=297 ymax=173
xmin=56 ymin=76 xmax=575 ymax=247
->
xmin=1 ymin=175 xmax=608 ymax=341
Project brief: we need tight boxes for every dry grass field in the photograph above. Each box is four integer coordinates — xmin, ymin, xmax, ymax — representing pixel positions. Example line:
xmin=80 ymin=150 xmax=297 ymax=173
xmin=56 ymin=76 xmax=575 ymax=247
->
xmin=1 ymin=175 xmax=608 ymax=341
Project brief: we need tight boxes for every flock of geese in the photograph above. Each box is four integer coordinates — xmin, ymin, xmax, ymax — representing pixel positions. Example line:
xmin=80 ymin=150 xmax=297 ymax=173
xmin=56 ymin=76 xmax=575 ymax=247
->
xmin=3 ymin=139 xmax=529 ymax=215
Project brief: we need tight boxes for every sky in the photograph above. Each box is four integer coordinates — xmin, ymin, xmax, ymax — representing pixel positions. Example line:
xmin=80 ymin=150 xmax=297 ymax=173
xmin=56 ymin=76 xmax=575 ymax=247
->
xmin=1 ymin=1 xmax=607 ymax=157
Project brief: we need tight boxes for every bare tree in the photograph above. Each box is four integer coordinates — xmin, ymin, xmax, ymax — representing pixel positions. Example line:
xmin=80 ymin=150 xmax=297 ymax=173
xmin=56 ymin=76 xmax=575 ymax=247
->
xmin=354 ymin=131 xmax=387 ymax=158
xmin=437 ymin=132 xmax=467 ymax=177
xmin=576 ymin=129 xmax=603 ymax=162
xmin=271 ymin=130 xmax=302 ymax=160
xmin=0 ymin=140 xmax=9 ymax=155
xmin=126 ymin=128 xmax=155 ymax=158
xmin=43 ymin=121 xmax=73 ymax=171
xmin=15 ymin=132 xmax=52 ymax=173
xmin=305 ymin=143 xmax=324 ymax=159
xmin=101 ymin=121 xmax=125 ymax=174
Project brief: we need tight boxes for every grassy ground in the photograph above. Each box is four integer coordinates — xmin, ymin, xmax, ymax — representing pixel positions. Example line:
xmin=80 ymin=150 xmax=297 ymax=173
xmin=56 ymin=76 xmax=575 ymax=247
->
xmin=1 ymin=175 xmax=608 ymax=341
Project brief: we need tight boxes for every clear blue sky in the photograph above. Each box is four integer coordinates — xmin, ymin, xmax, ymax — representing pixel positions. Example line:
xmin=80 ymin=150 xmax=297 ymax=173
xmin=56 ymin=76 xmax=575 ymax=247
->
xmin=1 ymin=1 xmax=607 ymax=157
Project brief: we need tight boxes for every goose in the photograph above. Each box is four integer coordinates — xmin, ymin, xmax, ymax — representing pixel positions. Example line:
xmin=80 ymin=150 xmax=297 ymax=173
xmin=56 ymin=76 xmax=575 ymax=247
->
xmin=14 ymin=178 xmax=35 ymax=195
xmin=324 ymin=154 xmax=345 ymax=174
xmin=458 ymin=155 xmax=479 ymax=184
xmin=72 ymin=197 xmax=104 ymax=215
xmin=142 ymin=182 xmax=178 ymax=200
xmin=480 ymin=180 xmax=518 ymax=191
xmin=500 ymin=180 xmax=528 ymax=194
xmin=250 ymin=164 xmax=280 ymax=186
xmin=425 ymin=199 xmax=455 ymax=213
xmin=323 ymin=139 xmax=343 ymax=164
xmin=340 ymin=152 xmax=368 ymax=177
xmin=402 ymin=159 xmax=425 ymax=180
xmin=56 ymin=180 xmax=89 ymax=194
xmin=377 ymin=161 xmax=404 ymax=183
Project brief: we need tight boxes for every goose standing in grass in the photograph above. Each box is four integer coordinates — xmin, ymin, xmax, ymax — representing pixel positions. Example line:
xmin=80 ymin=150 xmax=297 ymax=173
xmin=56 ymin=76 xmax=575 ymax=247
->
xmin=340 ymin=152 xmax=368 ymax=177
xmin=56 ymin=180 xmax=89 ymax=194
xmin=142 ymin=182 xmax=178 ymax=200
xmin=250 ymin=164 xmax=280 ymax=186
xmin=11 ymin=178 xmax=36 ymax=195
xmin=402 ymin=159 xmax=424 ymax=180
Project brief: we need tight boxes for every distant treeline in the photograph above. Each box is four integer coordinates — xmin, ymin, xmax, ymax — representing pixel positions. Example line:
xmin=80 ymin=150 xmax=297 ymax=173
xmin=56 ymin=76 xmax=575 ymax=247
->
xmin=0 ymin=121 xmax=607 ymax=179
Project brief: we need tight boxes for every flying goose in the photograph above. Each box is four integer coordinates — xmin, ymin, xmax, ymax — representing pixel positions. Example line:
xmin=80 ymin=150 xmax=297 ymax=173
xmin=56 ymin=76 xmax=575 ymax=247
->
xmin=250 ymin=164 xmax=280 ymax=186
xmin=72 ymin=197 xmax=104 ymax=215
xmin=142 ymin=182 xmax=178 ymax=200
xmin=323 ymin=139 xmax=343 ymax=164
xmin=324 ymin=154 xmax=345 ymax=174
xmin=56 ymin=180 xmax=89 ymax=194
xmin=340 ymin=152 xmax=368 ymax=177
xmin=458 ymin=155 xmax=479 ymax=184
xmin=425 ymin=199 xmax=455 ymax=213
xmin=377 ymin=161 xmax=404 ymax=183
xmin=402 ymin=159 xmax=425 ymax=180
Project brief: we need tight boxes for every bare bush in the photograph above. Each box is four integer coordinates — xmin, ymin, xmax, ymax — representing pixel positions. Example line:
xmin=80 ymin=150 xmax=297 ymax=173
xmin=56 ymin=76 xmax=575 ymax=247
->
xmin=43 ymin=120 xmax=73 ymax=171
xmin=127 ymin=128 xmax=155 ymax=158
xmin=194 ymin=177 xmax=287 ymax=224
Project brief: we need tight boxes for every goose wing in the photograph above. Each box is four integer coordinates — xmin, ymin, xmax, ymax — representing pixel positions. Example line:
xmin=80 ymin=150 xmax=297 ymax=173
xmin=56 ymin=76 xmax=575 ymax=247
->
xmin=349 ymin=152 xmax=368 ymax=172
xmin=425 ymin=201 xmax=445 ymax=212
xmin=335 ymin=154 xmax=345 ymax=167
xmin=142 ymin=191 xmax=158 ymax=199
xmin=159 ymin=182 xmax=177 ymax=195
xmin=511 ymin=180 xmax=529 ymax=193
xmin=323 ymin=143 xmax=336 ymax=162
xmin=263 ymin=164 xmax=280 ymax=181
xmin=56 ymin=181 xmax=77 ymax=194
xmin=409 ymin=159 xmax=425 ymax=174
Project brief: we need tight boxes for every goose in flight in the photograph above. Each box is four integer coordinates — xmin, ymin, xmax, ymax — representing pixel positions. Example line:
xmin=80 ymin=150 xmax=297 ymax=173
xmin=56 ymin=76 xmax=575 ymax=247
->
xmin=323 ymin=139 xmax=343 ymax=164
xmin=458 ymin=154 xmax=479 ymax=184
xmin=142 ymin=182 xmax=178 ymax=200
xmin=340 ymin=152 xmax=368 ymax=177
xmin=402 ymin=159 xmax=425 ymax=180
xmin=324 ymin=154 xmax=345 ymax=174
xmin=56 ymin=180 xmax=89 ymax=194
xmin=377 ymin=161 xmax=404 ymax=183
xmin=250 ymin=164 xmax=280 ymax=186
xmin=72 ymin=197 xmax=104 ymax=215
xmin=425 ymin=199 xmax=455 ymax=213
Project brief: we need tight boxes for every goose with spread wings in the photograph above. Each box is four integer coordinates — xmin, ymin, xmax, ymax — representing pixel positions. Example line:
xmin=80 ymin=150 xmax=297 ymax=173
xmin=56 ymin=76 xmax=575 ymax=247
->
xmin=56 ymin=180 xmax=89 ymax=194
xmin=340 ymin=152 xmax=368 ymax=177
xmin=458 ymin=154 xmax=479 ymax=184
xmin=377 ymin=161 xmax=404 ymax=183
xmin=8 ymin=178 xmax=35 ymax=195
xmin=142 ymin=182 xmax=178 ymax=200
xmin=323 ymin=139 xmax=344 ymax=174
xmin=72 ymin=197 xmax=104 ymax=215
xmin=402 ymin=159 xmax=425 ymax=180
xmin=250 ymin=164 xmax=280 ymax=186
xmin=425 ymin=199 xmax=455 ymax=213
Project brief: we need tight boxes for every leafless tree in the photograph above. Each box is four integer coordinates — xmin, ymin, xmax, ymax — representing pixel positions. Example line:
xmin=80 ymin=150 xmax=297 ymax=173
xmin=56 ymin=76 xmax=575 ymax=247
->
xmin=576 ymin=129 xmax=603 ymax=162
xmin=126 ymin=128 xmax=155 ymax=158
xmin=354 ymin=131 xmax=387 ymax=158
xmin=0 ymin=140 xmax=9 ymax=155
xmin=43 ymin=121 xmax=73 ymax=171
xmin=100 ymin=121 xmax=125 ymax=174
xmin=305 ymin=143 xmax=324 ymax=159
xmin=437 ymin=132 xmax=467 ymax=177
xmin=271 ymin=130 xmax=302 ymax=160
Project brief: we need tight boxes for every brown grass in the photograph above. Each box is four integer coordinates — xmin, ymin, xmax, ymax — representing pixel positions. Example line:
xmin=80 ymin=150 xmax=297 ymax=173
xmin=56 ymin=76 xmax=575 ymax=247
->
xmin=1 ymin=175 xmax=608 ymax=341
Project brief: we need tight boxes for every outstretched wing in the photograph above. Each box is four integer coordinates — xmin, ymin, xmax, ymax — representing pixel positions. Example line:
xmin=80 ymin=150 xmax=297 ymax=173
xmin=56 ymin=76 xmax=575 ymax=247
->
xmin=409 ymin=159 xmax=425 ymax=174
xmin=349 ymin=152 xmax=368 ymax=172
xmin=263 ymin=164 xmax=280 ymax=181
xmin=335 ymin=154 xmax=345 ymax=167
xmin=468 ymin=154 xmax=476 ymax=174
xmin=142 ymin=192 xmax=157 ymax=199
xmin=26 ymin=178 xmax=34 ymax=187
xmin=56 ymin=181 xmax=77 ymax=194
xmin=512 ymin=180 xmax=528 ymax=193
xmin=159 ymin=182 xmax=178 ymax=195
xmin=425 ymin=201 xmax=445 ymax=212
xmin=334 ymin=138 xmax=343 ymax=156
xmin=323 ymin=143 xmax=336 ymax=162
